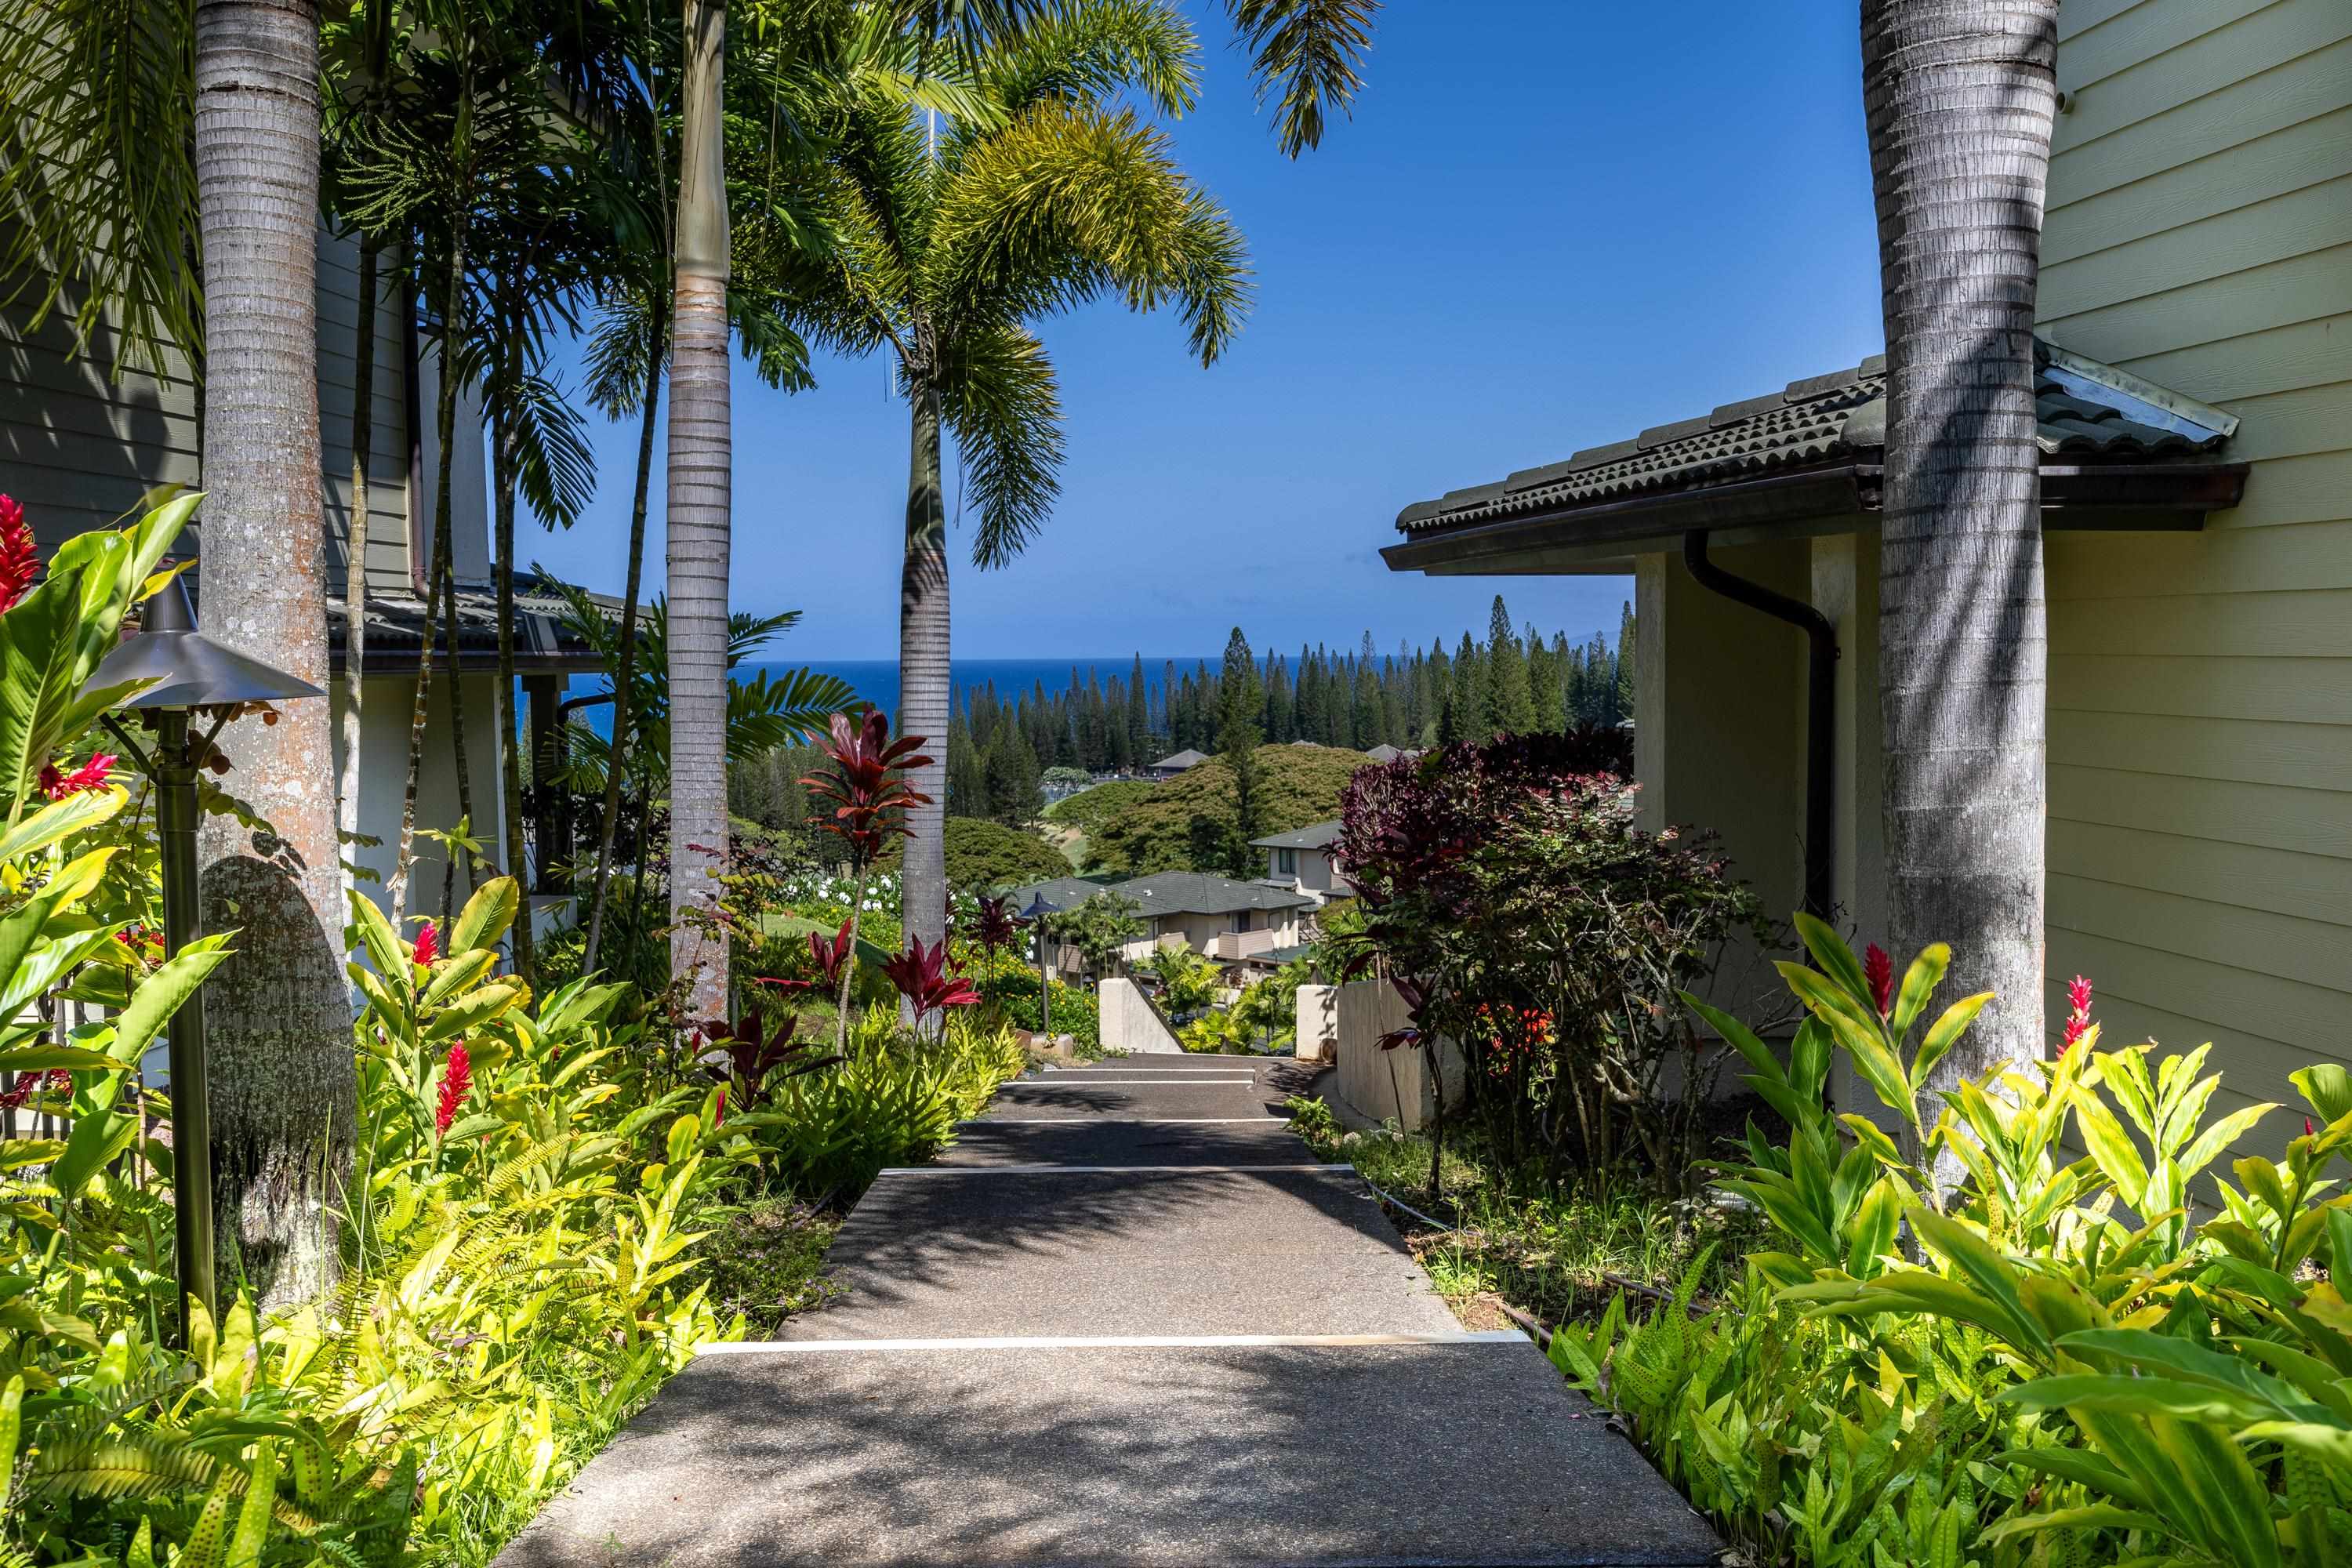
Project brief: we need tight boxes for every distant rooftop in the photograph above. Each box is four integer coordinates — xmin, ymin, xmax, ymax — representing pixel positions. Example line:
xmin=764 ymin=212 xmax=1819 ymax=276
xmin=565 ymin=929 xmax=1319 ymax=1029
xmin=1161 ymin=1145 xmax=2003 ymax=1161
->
xmin=1250 ymin=821 xmax=1342 ymax=851
xmin=1007 ymin=868 xmax=1312 ymax=919
xmin=1151 ymin=749 xmax=1210 ymax=771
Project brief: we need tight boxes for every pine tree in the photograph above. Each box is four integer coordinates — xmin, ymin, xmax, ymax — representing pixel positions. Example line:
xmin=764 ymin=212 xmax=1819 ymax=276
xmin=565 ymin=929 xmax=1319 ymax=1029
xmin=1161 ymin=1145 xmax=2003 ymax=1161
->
xmin=985 ymin=717 xmax=1041 ymax=825
xmin=1486 ymin=594 xmax=1534 ymax=735
xmin=1127 ymin=655 xmax=1151 ymax=764
xmin=1265 ymin=655 xmax=1294 ymax=742
xmin=1217 ymin=628 xmax=1265 ymax=875
xmin=1527 ymin=622 xmax=1565 ymax=733
xmin=1454 ymin=631 xmax=1490 ymax=739
xmin=1615 ymin=601 xmax=1636 ymax=723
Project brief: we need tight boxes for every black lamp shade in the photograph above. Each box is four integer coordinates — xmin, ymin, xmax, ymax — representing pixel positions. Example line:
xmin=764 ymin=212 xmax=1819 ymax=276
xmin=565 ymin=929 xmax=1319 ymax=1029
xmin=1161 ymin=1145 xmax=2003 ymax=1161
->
xmin=1021 ymin=896 xmax=1058 ymax=921
xmin=86 ymin=575 xmax=325 ymax=711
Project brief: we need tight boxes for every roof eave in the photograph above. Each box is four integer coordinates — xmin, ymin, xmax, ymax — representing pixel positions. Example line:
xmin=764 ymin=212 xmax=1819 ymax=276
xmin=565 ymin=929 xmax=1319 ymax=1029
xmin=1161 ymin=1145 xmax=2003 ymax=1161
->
xmin=1385 ymin=457 xmax=2250 ymax=575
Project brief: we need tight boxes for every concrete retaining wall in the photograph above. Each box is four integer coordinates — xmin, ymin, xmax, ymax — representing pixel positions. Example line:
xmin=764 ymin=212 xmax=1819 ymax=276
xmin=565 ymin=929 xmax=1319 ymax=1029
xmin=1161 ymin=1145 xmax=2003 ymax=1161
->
xmin=1294 ymin=984 xmax=1338 ymax=1064
xmin=1332 ymin=977 xmax=1465 ymax=1131
xmin=1099 ymin=978 xmax=1184 ymax=1054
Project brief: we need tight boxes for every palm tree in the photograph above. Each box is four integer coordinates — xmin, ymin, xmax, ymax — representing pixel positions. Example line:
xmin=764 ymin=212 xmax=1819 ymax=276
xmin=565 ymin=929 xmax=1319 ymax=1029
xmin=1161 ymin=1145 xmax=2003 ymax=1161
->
xmin=658 ymin=0 xmax=1380 ymax=1015
xmin=790 ymin=2 xmax=1252 ymax=964
xmin=1862 ymin=0 xmax=2061 ymax=1116
xmin=184 ymin=0 xmax=357 ymax=1307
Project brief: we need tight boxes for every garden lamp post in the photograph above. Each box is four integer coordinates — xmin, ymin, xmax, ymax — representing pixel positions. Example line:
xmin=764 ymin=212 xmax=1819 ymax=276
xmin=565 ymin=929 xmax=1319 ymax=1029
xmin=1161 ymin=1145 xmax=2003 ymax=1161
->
xmin=1020 ymin=893 xmax=1058 ymax=1037
xmin=86 ymin=573 xmax=323 ymax=1340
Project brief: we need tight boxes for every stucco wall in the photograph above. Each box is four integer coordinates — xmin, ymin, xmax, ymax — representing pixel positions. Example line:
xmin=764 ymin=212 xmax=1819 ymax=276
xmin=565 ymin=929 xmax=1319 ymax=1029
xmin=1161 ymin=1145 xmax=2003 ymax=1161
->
xmin=1634 ymin=539 xmax=1809 ymax=1024
xmin=2030 ymin=0 xmax=2352 ymax=1138
xmin=1331 ymin=976 xmax=1465 ymax=1131
xmin=1099 ymin=977 xmax=1184 ymax=1054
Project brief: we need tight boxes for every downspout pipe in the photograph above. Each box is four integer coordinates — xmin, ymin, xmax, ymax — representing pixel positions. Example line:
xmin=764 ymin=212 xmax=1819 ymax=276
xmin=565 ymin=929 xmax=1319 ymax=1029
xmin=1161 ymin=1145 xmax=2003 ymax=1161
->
xmin=1680 ymin=531 xmax=1837 ymax=920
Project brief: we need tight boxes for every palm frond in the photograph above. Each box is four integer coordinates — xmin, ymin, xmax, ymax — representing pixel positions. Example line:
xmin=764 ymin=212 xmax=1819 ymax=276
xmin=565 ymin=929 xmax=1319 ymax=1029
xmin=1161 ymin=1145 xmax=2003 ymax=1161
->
xmin=1220 ymin=0 xmax=1378 ymax=157
xmin=583 ymin=292 xmax=666 ymax=419
xmin=502 ymin=371 xmax=597 ymax=528
xmin=923 ymin=99 xmax=1253 ymax=357
xmin=0 ymin=0 xmax=201 ymax=372
xmin=938 ymin=323 xmax=1064 ymax=568
xmin=976 ymin=0 xmax=1200 ymax=122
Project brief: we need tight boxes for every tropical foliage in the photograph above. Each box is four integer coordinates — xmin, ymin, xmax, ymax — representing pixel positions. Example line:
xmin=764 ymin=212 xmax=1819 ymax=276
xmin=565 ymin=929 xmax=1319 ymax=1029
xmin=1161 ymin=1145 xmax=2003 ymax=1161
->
xmin=1544 ymin=916 xmax=2352 ymax=1567
xmin=1333 ymin=730 xmax=1768 ymax=1185
xmin=1082 ymin=742 xmax=1370 ymax=877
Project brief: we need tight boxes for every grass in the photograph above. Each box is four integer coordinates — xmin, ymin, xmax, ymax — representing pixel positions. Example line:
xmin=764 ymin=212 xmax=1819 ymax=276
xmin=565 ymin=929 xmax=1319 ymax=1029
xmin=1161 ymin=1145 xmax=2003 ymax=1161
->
xmin=1285 ymin=1096 xmax=1760 ymax=1331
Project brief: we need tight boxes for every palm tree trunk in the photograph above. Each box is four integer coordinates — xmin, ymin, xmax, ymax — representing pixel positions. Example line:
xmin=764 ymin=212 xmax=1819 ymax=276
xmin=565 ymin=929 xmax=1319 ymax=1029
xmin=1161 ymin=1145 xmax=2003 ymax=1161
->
xmin=583 ymin=305 xmax=664 ymax=975
xmin=492 ymin=365 xmax=531 ymax=983
xmin=191 ymin=0 xmax=356 ymax=1308
xmin=339 ymin=230 xmax=378 ymax=887
xmin=899 ymin=379 xmax=950 ymax=957
xmin=439 ymin=541 xmax=481 ymax=914
xmin=1864 ymin=0 xmax=2058 ymax=1128
xmin=389 ymin=210 xmax=466 ymax=921
xmin=665 ymin=0 xmax=731 ymax=1019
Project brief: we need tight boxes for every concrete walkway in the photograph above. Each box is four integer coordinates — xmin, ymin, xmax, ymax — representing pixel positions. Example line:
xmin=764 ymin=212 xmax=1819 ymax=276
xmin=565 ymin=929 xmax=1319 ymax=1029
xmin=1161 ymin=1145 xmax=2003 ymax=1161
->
xmin=498 ymin=1056 xmax=1723 ymax=1568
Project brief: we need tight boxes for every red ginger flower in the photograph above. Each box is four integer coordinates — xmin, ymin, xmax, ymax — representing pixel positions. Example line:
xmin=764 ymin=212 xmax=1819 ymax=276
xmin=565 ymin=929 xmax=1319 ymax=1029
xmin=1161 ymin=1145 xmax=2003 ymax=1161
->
xmin=2060 ymin=974 xmax=2094 ymax=1054
xmin=1864 ymin=943 xmax=1894 ymax=1016
xmin=412 ymin=920 xmax=440 ymax=966
xmin=0 ymin=495 xmax=34 ymax=612
xmin=435 ymin=1041 xmax=472 ymax=1134
xmin=39 ymin=753 xmax=115 ymax=801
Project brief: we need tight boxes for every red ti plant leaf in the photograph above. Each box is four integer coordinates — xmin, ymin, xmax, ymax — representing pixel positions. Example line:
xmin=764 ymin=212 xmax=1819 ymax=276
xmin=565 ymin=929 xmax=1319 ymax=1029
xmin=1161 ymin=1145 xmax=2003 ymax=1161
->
xmin=881 ymin=935 xmax=982 ymax=1019
xmin=700 ymin=1008 xmax=839 ymax=1107
xmin=805 ymin=918 xmax=855 ymax=993
xmin=973 ymin=895 xmax=1021 ymax=958
xmin=800 ymin=708 xmax=934 ymax=873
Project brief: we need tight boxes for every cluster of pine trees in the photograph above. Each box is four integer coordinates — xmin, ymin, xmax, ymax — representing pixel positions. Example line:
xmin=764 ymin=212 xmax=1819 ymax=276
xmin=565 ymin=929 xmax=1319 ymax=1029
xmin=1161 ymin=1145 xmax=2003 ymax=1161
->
xmin=944 ymin=597 xmax=1634 ymax=823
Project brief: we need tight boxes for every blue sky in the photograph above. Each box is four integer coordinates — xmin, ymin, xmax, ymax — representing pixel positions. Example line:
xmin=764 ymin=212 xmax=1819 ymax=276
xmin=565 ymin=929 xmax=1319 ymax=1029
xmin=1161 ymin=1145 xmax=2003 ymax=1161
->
xmin=531 ymin=2 xmax=1888 ymax=662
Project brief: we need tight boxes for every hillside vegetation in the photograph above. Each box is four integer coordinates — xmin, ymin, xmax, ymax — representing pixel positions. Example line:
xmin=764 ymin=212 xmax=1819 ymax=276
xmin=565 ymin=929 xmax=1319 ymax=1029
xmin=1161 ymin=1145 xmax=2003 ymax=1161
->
xmin=880 ymin=815 xmax=1076 ymax=891
xmin=1044 ymin=778 xmax=1156 ymax=834
xmin=1083 ymin=744 xmax=1369 ymax=877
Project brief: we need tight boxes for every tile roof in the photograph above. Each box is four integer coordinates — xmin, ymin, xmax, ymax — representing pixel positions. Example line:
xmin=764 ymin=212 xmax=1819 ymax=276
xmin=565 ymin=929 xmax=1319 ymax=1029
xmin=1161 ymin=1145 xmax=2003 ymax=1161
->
xmin=1397 ymin=338 xmax=2238 ymax=537
xmin=318 ymin=575 xmax=609 ymax=674
xmin=1120 ymin=871 xmax=1314 ymax=916
xmin=1151 ymin=750 xmax=1210 ymax=770
xmin=1249 ymin=820 xmax=1342 ymax=851
xmin=1007 ymin=869 xmax=1313 ymax=918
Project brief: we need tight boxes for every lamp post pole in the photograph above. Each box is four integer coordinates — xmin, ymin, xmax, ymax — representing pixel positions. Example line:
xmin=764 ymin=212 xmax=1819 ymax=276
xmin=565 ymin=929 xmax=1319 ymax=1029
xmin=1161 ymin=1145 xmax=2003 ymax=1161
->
xmin=87 ymin=572 xmax=321 ymax=1345
xmin=153 ymin=710 xmax=214 ymax=1330
xmin=1022 ymin=894 xmax=1058 ymax=1040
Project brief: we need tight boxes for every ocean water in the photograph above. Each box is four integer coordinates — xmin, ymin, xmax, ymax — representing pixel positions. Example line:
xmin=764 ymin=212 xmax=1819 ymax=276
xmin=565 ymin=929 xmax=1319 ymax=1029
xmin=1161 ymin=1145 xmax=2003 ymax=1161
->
xmin=555 ymin=656 xmax=1216 ymax=737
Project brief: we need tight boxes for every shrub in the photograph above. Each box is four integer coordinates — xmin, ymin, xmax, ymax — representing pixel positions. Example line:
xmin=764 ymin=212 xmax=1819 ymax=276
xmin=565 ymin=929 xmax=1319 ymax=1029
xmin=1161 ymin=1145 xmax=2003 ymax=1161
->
xmin=878 ymin=815 xmax=1073 ymax=891
xmin=733 ymin=1007 xmax=1024 ymax=1196
xmin=1334 ymin=731 xmax=1769 ymax=1184
xmin=1550 ymin=913 xmax=2352 ymax=1567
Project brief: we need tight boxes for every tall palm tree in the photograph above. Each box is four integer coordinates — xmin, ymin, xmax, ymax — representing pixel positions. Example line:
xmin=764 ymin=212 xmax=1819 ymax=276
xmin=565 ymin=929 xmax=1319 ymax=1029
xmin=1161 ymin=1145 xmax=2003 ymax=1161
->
xmin=184 ymin=0 xmax=358 ymax=1307
xmin=797 ymin=2 xmax=1250 ymax=958
xmin=658 ymin=0 xmax=1379 ymax=1014
xmin=1862 ymin=0 xmax=2060 ymax=1116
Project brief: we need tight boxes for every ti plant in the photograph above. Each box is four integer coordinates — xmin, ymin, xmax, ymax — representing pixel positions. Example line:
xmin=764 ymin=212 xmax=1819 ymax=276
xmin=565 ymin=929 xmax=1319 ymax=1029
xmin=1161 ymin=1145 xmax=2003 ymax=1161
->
xmin=800 ymin=710 xmax=932 ymax=1047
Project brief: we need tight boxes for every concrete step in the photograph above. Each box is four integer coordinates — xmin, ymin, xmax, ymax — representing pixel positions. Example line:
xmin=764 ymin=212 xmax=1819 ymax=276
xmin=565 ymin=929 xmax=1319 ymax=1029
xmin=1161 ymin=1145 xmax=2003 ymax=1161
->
xmin=979 ymin=1080 xmax=1288 ymax=1122
xmin=794 ymin=1167 xmax=1456 ymax=1338
xmin=497 ymin=1339 xmax=1723 ymax=1568
xmin=934 ymin=1118 xmax=1315 ymax=1167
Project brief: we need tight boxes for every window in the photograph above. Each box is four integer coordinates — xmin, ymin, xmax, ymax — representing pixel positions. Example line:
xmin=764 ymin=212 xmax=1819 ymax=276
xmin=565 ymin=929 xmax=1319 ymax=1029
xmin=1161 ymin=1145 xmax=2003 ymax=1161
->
xmin=1232 ymin=909 xmax=1255 ymax=934
xmin=1274 ymin=848 xmax=1298 ymax=877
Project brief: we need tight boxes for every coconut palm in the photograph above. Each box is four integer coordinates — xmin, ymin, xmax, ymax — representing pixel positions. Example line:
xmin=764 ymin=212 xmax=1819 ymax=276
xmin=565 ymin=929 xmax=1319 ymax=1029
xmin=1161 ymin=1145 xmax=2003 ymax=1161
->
xmin=1862 ymin=0 xmax=2061 ymax=1124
